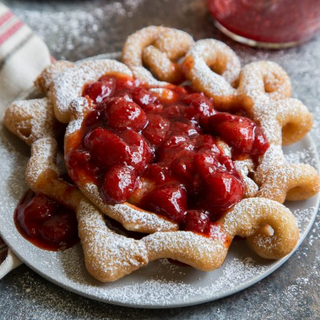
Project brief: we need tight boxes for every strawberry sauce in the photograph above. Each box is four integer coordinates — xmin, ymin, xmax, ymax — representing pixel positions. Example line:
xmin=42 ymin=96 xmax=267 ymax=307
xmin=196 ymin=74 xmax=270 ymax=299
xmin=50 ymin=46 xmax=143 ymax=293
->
xmin=207 ymin=0 xmax=320 ymax=44
xmin=15 ymin=190 xmax=79 ymax=251
xmin=65 ymin=73 xmax=269 ymax=238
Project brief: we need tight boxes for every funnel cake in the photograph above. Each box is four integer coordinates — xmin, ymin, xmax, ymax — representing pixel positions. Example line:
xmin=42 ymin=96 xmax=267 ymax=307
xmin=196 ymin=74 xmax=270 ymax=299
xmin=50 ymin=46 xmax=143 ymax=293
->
xmin=3 ymin=26 xmax=320 ymax=283
xmin=13 ymin=132 xmax=301 ymax=281
xmin=4 ymin=93 xmax=299 ymax=282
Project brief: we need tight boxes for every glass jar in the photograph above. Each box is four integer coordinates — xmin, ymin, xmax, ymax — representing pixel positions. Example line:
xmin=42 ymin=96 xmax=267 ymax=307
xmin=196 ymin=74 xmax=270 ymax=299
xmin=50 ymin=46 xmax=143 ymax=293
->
xmin=207 ymin=0 xmax=320 ymax=48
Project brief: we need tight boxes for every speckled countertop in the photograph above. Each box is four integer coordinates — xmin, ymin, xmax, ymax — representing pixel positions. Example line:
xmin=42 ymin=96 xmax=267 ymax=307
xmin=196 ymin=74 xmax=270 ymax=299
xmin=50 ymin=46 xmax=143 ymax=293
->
xmin=1 ymin=0 xmax=320 ymax=319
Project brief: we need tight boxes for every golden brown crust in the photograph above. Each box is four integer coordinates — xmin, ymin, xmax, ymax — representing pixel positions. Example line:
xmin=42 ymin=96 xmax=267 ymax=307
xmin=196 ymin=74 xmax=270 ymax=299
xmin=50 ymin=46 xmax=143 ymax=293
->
xmin=34 ymin=60 xmax=75 ymax=93
xmin=255 ymin=146 xmax=320 ymax=203
xmin=49 ymin=59 xmax=133 ymax=123
xmin=122 ymin=26 xmax=194 ymax=85
xmin=182 ymin=39 xmax=241 ymax=109
xmin=3 ymin=98 xmax=56 ymax=146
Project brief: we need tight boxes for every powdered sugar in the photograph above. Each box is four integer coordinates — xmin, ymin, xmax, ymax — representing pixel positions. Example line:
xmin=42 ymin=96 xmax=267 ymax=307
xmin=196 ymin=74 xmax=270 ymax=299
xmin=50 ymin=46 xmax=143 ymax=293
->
xmin=285 ymin=146 xmax=319 ymax=167
xmin=234 ymin=159 xmax=258 ymax=197
xmin=292 ymin=207 xmax=316 ymax=230
xmin=12 ymin=0 xmax=146 ymax=60
xmin=3 ymin=98 xmax=56 ymax=146
xmin=122 ymin=26 xmax=194 ymax=86
xmin=82 ymin=181 xmax=178 ymax=233
xmin=50 ymin=59 xmax=132 ymax=123
xmin=183 ymin=39 xmax=240 ymax=99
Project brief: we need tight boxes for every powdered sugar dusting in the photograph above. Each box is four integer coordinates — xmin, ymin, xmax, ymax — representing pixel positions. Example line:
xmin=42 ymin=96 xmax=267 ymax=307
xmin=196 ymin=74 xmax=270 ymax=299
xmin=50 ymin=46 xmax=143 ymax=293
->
xmin=284 ymin=146 xmax=318 ymax=167
xmin=81 ymin=182 xmax=178 ymax=233
xmin=234 ymin=159 xmax=258 ymax=197
xmin=122 ymin=26 xmax=194 ymax=86
xmin=184 ymin=39 xmax=240 ymax=98
xmin=51 ymin=59 xmax=132 ymax=123
xmin=38 ymin=246 xmax=270 ymax=307
xmin=12 ymin=0 xmax=146 ymax=60
xmin=3 ymin=98 xmax=56 ymax=146
xmin=26 ymin=137 xmax=59 ymax=188
xmin=292 ymin=207 xmax=316 ymax=230
xmin=255 ymin=139 xmax=319 ymax=203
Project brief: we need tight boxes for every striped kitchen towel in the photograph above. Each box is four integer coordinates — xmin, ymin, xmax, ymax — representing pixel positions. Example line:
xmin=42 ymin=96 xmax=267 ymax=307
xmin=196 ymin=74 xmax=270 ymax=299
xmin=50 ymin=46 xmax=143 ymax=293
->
xmin=0 ymin=3 xmax=51 ymax=109
xmin=0 ymin=3 xmax=51 ymax=278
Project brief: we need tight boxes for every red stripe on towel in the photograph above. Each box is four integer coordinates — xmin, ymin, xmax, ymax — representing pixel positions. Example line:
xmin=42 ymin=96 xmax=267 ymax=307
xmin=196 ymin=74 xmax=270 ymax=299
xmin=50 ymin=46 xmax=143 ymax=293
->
xmin=0 ymin=11 xmax=13 ymax=28
xmin=0 ymin=20 xmax=24 ymax=46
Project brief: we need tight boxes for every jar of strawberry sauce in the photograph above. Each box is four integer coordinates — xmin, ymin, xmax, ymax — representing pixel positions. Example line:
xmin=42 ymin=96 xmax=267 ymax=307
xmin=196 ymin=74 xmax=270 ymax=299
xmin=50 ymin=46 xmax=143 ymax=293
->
xmin=207 ymin=0 xmax=320 ymax=48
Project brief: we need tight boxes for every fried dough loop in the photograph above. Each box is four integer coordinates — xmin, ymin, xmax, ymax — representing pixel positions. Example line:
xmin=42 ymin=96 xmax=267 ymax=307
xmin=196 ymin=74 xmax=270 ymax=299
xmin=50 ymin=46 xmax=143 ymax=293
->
xmin=254 ymin=145 xmax=320 ymax=203
xmin=236 ymin=61 xmax=318 ymax=202
xmin=182 ymin=39 xmax=241 ymax=109
xmin=122 ymin=26 xmax=194 ymax=85
xmin=4 ymin=98 xmax=56 ymax=146
xmin=3 ymin=26 xmax=319 ymax=283
xmin=238 ymin=61 xmax=312 ymax=146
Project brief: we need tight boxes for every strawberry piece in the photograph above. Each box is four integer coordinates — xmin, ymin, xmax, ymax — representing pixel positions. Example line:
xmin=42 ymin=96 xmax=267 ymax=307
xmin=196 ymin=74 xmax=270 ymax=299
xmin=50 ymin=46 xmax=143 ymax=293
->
xmin=217 ymin=154 xmax=237 ymax=175
xmin=182 ymin=93 xmax=216 ymax=124
xmin=105 ymin=97 xmax=147 ymax=131
xmin=209 ymin=113 xmax=255 ymax=154
xmin=23 ymin=194 xmax=56 ymax=222
xmin=17 ymin=193 xmax=77 ymax=246
xmin=119 ymin=129 xmax=153 ymax=173
xmin=84 ymin=109 xmax=102 ymax=127
xmin=171 ymin=155 xmax=195 ymax=181
xmin=184 ymin=210 xmax=210 ymax=233
xmin=252 ymin=126 xmax=270 ymax=156
xmin=144 ymin=164 xmax=171 ymax=184
xmin=101 ymin=165 xmax=137 ymax=204
xmin=83 ymin=127 xmax=130 ymax=168
xmin=194 ymin=151 xmax=219 ymax=178
xmin=204 ymin=171 xmax=244 ymax=210
xmin=113 ymin=76 xmax=135 ymax=93
xmin=132 ymin=87 xmax=158 ymax=107
xmin=194 ymin=134 xmax=220 ymax=154
xmin=142 ymin=114 xmax=170 ymax=145
xmin=163 ymin=104 xmax=182 ymax=119
xmin=169 ymin=121 xmax=199 ymax=137
xmin=157 ymin=135 xmax=194 ymax=166
xmin=66 ymin=149 xmax=100 ymax=183
xmin=83 ymin=77 xmax=115 ymax=103
xmin=145 ymin=183 xmax=187 ymax=223
xmin=39 ymin=211 xmax=77 ymax=244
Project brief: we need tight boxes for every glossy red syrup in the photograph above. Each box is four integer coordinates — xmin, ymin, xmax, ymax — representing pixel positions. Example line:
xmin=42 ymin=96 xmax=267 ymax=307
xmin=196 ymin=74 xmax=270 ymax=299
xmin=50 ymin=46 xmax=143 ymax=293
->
xmin=207 ymin=0 xmax=320 ymax=44
xmin=66 ymin=74 xmax=269 ymax=238
xmin=15 ymin=190 xmax=79 ymax=251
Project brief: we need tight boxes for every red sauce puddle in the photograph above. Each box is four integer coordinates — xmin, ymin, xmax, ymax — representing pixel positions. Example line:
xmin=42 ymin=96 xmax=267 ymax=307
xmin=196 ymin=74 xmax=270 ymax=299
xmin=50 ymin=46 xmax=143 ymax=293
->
xmin=15 ymin=190 xmax=79 ymax=251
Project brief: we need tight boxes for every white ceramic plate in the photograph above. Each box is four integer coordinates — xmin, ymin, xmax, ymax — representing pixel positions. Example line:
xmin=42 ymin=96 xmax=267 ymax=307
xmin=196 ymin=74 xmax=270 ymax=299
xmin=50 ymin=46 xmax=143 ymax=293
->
xmin=0 ymin=54 xmax=319 ymax=309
